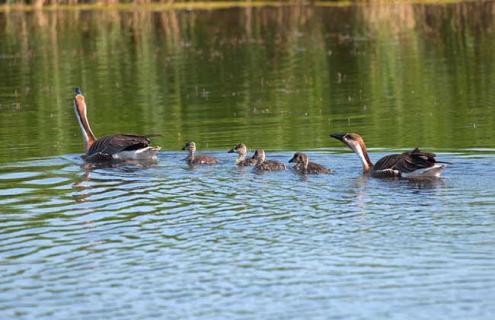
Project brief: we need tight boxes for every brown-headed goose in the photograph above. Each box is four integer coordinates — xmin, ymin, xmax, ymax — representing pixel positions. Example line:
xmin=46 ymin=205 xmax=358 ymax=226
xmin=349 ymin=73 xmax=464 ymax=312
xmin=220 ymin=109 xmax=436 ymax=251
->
xmin=289 ymin=152 xmax=332 ymax=174
xmin=228 ymin=143 xmax=257 ymax=166
xmin=330 ymin=132 xmax=449 ymax=178
xmin=73 ymin=88 xmax=160 ymax=162
xmin=252 ymin=148 xmax=286 ymax=171
xmin=182 ymin=141 xmax=219 ymax=165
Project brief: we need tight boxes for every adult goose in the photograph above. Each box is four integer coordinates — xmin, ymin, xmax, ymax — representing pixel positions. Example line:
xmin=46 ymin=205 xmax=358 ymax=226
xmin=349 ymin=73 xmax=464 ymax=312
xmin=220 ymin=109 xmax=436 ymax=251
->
xmin=330 ymin=132 xmax=449 ymax=178
xmin=73 ymin=88 xmax=160 ymax=162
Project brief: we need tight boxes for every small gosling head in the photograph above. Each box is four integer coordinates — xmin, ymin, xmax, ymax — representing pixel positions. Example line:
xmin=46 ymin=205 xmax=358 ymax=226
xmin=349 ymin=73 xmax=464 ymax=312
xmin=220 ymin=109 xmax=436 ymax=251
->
xmin=182 ymin=141 xmax=196 ymax=152
xmin=289 ymin=152 xmax=309 ymax=168
xmin=252 ymin=148 xmax=266 ymax=163
xmin=228 ymin=143 xmax=247 ymax=155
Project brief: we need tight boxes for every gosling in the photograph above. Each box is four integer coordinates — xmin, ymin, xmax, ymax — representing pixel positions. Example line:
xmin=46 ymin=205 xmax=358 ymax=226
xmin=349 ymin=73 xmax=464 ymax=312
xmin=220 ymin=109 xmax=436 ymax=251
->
xmin=252 ymin=148 xmax=286 ymax=171
xmin=289 ymin=152 xmax=332 ymax=174
xmin=182 ymin=141 xmax=219 ymax=165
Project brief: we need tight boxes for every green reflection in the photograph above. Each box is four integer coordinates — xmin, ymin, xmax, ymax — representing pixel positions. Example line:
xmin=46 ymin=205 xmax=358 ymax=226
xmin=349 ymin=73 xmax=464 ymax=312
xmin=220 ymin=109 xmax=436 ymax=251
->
xmin=0 ymin=2 xmax=494 ymax=163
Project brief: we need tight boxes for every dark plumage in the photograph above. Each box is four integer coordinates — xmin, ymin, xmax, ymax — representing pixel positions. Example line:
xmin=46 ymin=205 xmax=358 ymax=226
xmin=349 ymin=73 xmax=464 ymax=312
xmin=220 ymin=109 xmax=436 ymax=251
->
xmin=182 ymin=141 xmax=219 ymax=165
xmin=289 ymin=152 xmax=332 ymax=174
xmin=330 ymin=132 xmax=449 ymax=178
xmin=85 ymin=134 xmax=152 ymax=161
xmin=373 ymin=148 xmax=438 ymax=175
xmin=73 ymin=88 xmax=160 ymax=162
xmin=252 ymin=149 xmax=286 ymax=171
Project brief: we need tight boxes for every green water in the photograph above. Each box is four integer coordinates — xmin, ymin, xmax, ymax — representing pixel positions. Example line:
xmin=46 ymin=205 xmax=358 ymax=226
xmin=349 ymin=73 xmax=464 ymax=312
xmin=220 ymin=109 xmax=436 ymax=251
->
xmin=0 ymin=2 xmax=494 ymax=163
xmin=1 ymin=3 xmax=495 ymax=319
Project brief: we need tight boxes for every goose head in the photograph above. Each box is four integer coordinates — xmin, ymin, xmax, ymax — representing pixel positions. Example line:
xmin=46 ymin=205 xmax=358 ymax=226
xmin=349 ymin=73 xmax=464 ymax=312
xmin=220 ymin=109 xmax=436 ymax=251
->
xmin=252 ymin=148 xmax=266 ymax=163
xmin=73 ymin=88 xmax=96 ymax=153
xmin=228 ymin=143 xmax=247 ymax=156
xmin=330 ymin=132 xmax=372 ymax=172
xmin=289 ymin=152 xmax=309 ymax=169
xmin=182 ymin=141 xmax=196 ymax=153
xmin=330 ymin=133 xmax=365 ymax=151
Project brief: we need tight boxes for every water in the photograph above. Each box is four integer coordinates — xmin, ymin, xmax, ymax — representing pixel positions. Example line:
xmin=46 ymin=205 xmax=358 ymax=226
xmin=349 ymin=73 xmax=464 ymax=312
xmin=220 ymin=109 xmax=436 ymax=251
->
xmin=1 ymin=151 xmax=495 ymax=319
xmin=1 ymin=2 xmax=495 ymax=319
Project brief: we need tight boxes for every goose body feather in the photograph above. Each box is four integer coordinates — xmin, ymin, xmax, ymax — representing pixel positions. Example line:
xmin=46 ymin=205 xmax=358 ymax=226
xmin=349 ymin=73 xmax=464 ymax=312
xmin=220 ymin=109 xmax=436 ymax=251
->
xmin=255 ymin=160 xmax=287 ymax=171
xmin=187 ymin=154 xmax=219 ymax=165
xmin=372 ymin=148 xmax=444 ymax=178
xmin=330 ymin=133 xmax=448 ymax=179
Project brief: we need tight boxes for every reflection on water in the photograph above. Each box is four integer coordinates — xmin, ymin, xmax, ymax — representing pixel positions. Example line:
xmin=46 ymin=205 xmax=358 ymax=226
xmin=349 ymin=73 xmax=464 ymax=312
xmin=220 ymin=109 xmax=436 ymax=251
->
xmin=1 ymin=1 xmax=495 ymax=319
xmin=1 ymin=151 xmax=495 ymax=319
xmin=0 ymin=2 xmax=495 ymax=163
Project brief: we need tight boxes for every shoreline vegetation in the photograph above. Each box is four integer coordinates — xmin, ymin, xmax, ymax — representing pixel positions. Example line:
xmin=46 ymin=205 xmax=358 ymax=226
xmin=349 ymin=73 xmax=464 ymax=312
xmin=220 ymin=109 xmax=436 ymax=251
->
xmin=0 ymin=0 xmax=485 ymax=11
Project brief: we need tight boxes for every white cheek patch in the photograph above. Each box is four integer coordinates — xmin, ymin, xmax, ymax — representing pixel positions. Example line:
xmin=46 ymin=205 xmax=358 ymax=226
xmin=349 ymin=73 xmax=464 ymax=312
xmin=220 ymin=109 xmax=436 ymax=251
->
xmin=74 ymin=105 xmax=90 ymax=148
xmin=352 ymin=144 xmax=369 ymax=169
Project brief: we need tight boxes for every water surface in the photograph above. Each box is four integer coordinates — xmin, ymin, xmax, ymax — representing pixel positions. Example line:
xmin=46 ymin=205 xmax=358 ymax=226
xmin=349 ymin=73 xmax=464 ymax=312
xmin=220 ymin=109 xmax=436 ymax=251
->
xmin=1 ymin=151 xmax=495 ymax=319
xmin=1 ymin=2 xmax=495 ymax=319
xmin=0 ymin=2 xmax=494 ymax=161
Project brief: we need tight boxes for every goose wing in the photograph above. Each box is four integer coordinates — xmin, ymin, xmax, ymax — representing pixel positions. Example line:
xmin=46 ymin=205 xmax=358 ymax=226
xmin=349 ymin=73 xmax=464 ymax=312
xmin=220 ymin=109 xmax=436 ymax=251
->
xmin=87 ymin=134 xmax=151 ymax=157
xmin=191 ymin=154 xmax=219 ymax=164
xmin=238 ymin=158 xmax=257 ymax=166
xmin=374 ymin=148 xmax=438 ymax=173
xmin=306 ymin=162 xmax=332 ymax=174
xmin=256 ymin=160 xmax=286 ymax=171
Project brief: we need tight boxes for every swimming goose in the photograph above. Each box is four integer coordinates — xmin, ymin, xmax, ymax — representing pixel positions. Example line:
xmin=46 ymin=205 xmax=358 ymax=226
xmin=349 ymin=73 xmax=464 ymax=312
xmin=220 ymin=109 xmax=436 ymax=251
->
xmin=228 ymin=143 xmax=257 ymax=166
xmin=182 ymin=141 xmax=219 ymax=164
xmin=73 ymin=88 xmax=160 ymax=162
xmin=330 ymin=132 xmax=448 ymax=178
xmin=252 ymin=149 xmax=286 ymax=171
xmin=289 ymin=152 xmax=332 ymax=174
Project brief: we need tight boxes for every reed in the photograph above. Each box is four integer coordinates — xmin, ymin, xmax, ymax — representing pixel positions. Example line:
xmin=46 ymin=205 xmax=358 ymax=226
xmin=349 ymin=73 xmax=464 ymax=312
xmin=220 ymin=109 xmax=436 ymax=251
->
xmin=1 ymin=0 xmax=482 ymax=10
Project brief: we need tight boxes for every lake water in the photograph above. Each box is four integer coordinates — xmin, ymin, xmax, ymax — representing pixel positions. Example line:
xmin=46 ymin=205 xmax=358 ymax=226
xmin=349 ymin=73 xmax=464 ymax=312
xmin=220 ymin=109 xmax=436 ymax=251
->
xmin=1 ymin=2 xmax=495 ymax=319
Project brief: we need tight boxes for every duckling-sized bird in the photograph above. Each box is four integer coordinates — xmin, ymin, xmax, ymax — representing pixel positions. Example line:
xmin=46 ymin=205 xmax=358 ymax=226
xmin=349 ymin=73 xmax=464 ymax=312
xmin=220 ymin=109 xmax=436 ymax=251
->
xmin=252 ymin=148 xmax=286 ymax=171
xmin=330 ymin=132 xmax=449 ymax=178
xmin=182 ymin=141 xmax=219 ymax=165
xmin=73 ymin=88 xmax=160 ymax=162
xmin=289 ymin=152 xmax=332 ymax=174
xmin=228 ymin=143 xmax=257 ymax=166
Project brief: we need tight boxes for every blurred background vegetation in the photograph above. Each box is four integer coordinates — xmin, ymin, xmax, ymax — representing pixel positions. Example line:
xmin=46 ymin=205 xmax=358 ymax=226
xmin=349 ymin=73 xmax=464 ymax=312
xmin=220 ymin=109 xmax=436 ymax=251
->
xmin=0 ymin=0 xmax=485 ymax=9
xmin=0 ymin=0 xmax=494 ymax=162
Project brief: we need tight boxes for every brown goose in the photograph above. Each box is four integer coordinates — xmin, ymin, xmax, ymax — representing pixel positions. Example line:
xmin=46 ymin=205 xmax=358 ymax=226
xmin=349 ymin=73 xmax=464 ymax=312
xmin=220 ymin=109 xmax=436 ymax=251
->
xmin=289 ymin=152 xmax=332 ymax=174
xmin=252 ymin=149 xmax=286 ymax=171
xmin=73 ymin=88 xmax=160 ymax=162
xmin=330 ymin=132 xmax=448 ymax=178
xmin=228 ymin=143 xmax=257 ymax=166
xmin=182 ymin=141 xmax=219 ymax=165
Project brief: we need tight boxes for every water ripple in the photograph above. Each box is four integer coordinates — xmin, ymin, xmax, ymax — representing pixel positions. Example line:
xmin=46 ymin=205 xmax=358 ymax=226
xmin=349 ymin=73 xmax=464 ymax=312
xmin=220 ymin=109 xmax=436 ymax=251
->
xmin=1 ymin=151 xmax=495 ymax=319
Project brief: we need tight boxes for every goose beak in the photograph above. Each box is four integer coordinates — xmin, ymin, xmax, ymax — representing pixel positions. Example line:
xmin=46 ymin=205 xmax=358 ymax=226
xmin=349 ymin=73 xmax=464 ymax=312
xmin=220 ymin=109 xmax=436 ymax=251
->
xmin=182 ymin=145 xmax=187 ymax=150
xmin=330 ymin=133 xmax=346 ymax=142
xmin=288 ymin=156 xmax=295 ymax=163
xmin=227 ymin=148 xmax=235 ymax=153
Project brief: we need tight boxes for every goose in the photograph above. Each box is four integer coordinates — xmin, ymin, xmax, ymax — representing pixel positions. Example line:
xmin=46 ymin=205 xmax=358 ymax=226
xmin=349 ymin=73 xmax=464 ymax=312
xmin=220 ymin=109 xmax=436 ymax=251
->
xmin=228 ymin=143 xmax=257 ymax=166
xmin=182 ymin=141 xmax=219 ymax=164
xmin=289 ymin=152 xmax=332 ymax=174
xmin=252 ymin=149 xmax=286 ymax=171
xmin=330 ymin=132 xmax=448 ymax=178
xmin=73 ymin=88 xmax=160 ymax=162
